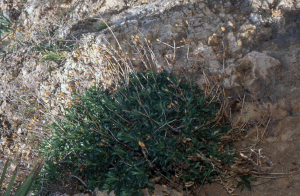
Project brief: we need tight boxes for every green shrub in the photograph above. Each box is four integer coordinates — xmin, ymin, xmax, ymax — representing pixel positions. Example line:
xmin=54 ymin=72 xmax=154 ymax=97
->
xmin=37 ymin=70 xmax=235 ymax=195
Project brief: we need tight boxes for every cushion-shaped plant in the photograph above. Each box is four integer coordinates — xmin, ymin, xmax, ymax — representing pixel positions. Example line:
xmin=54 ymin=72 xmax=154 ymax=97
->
xmin=37 ymin=70 xmax=235 ymax=195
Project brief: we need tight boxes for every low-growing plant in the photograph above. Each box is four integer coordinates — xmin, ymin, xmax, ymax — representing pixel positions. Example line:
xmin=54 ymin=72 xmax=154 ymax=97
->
xmin=36 ymin=70 xmax=235 ymax=195
xmin=237 ymin=174 xmax=257 ymax=192
xmin=41 ymin=51 xmax=65 ymax=64
xmin=33 ymin=40 xmax=78 ymax=64
xmin=0 ymin=13 xmax=13 ymax=58
xmin=95 ymin=19 xmax=111 ymax=32
xmin=96 ymin=22 xmax=108 ymax=32
xmin=0 ymin=13 xmax=12 ymax=40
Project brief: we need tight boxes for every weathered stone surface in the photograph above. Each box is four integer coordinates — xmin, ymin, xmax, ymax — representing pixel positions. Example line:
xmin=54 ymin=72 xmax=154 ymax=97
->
xmin=208 ymin=34 xmax=223 ymax=46
xmin=227 ymin=31 xmax=243 ymax=53
xmin=1 ymin=0 xmax=300 ymax=195
xmin=238 ymin=51 xmax=281 ymax=84
xmin=72 ymin=186 xmax=182 ymax=196
xmin=88 ymin=188 xmax=115 ymax=196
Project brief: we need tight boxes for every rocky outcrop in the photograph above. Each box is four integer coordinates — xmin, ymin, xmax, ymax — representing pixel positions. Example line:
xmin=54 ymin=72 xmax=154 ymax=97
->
xmin=1 ymin=0 xmax=300 ymax=195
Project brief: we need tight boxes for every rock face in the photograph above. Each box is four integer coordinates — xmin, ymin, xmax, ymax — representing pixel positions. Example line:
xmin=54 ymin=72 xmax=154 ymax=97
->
xmin=1 ymin=0 xmax=300 ymax=195
xmin=238 ymin=51 xmax=281 ymax=85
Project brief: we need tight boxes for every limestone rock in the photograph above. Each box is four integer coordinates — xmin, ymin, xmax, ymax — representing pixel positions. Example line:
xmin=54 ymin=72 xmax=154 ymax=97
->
xmin=237 ymin=23 xmax=257 ymax=43
xmin=92 ymin=188 xmax=115 ymax=196
xmin=142 ymin=184 xmax=183 ymax=196
xmin=208 ymin=34 xmax=223 ymax=46
xmin=227 ymin=31 xmax=243 ymax=53
xmin=238 ymin=51 xmax=281 ymax=85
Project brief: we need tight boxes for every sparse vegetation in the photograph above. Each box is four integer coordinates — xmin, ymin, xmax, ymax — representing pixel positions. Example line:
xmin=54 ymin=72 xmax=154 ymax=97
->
xmin=96 ymin=22 xmax=108 ymax=31
xmin=237 ymin=175 xmax=257 ymax=192
xmin=33 ymin=40 xmax=79 ymax=64
xmin=0 ymin=1 xmax=265 ymax=195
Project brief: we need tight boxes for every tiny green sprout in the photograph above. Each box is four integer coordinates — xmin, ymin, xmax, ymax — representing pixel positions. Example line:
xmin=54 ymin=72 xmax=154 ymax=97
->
xmin=96 ymin=22 xmax=108 ymax=31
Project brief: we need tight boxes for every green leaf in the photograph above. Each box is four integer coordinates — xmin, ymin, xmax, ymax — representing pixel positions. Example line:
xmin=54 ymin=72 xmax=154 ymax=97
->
xmin=194 ymin=162 xmax=200 ymax=168
xmin=3 ymin=166 xmax=18 ymax=196
xmin=0 ymin=14 xmax=12 ymax=25
xmin=0 ymin=158 xmax=9 ymax=191
xmin=107 ymin=177 xmax=119 ymax=183
xmin=132 ymin=171 xmax=143 ymax=176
